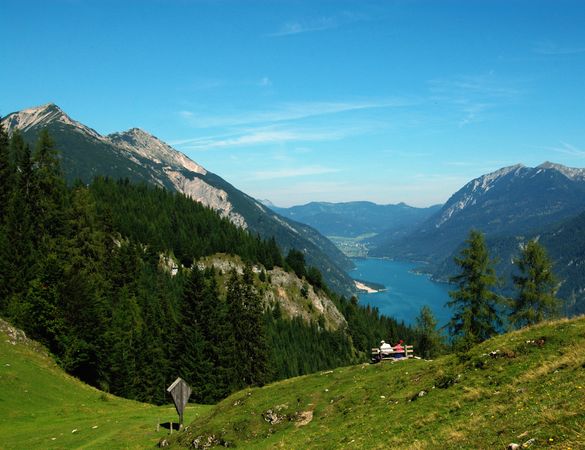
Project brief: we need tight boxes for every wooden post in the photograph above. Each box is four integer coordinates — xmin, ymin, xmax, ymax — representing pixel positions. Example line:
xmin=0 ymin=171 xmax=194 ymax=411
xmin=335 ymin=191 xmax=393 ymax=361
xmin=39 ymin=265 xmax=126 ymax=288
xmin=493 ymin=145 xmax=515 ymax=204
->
xmin=167 ymin=377 xmax=192 ymax=427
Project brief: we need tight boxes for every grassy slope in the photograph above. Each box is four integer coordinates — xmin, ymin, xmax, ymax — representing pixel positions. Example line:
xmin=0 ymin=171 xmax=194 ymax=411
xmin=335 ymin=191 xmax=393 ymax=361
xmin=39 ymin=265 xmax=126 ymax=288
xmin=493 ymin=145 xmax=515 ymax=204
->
xmin=174 ymin=317 xmax=585 ymax=449
xmin=0 ymin=322 xmax=212 ymax=449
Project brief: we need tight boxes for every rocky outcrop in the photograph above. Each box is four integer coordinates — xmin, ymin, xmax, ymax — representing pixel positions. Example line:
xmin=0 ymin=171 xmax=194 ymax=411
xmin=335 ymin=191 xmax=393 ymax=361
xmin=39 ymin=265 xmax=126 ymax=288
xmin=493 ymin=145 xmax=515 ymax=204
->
xmin=198 ymin=255 xmax=347 ymax=331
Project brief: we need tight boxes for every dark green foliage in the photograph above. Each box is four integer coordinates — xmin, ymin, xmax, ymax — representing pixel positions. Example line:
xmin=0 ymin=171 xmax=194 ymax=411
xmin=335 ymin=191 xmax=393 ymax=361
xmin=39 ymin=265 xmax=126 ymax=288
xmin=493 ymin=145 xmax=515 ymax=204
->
xmin=285 ymin=249 xmax=306 ymax=279
xmin=0 ymin=120 xmax=10 ymax=220
xmin=0 ymin=129 xmax=420 ymax=406
xmin=176 ymin=267 xmax=232 ymax=403
xmin=447 ymin=230 xmax=503 ymax=348
xmin=88 ymin=177 xmax=280 ymax=270
xmin=414 ymin=306 xmax=445 ymax=359
xmin=510 ymin=240 xmax=560 ymax=328
xmin=227 ymin=266 xmax=271 ymax=389
xmin=265 ymin=314 xmax=354 ymax=379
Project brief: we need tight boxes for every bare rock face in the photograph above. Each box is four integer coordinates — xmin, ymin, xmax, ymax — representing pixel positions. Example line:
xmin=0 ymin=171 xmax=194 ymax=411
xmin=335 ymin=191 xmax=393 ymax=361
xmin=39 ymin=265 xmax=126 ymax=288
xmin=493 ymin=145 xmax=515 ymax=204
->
xmin=163 ymin=170 xmax=246 ymax=228
xmin=266 ymin=268 xmax=347 ymax=330
xmin=108 ymin=128 xmax=207 ymax=176
xmin=198 ymin=255 xmax=347 ymax=331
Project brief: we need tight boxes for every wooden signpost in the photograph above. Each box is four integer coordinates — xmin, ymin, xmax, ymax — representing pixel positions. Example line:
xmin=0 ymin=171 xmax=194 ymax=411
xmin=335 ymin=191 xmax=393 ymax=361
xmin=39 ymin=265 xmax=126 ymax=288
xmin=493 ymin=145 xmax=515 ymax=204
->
xmin=167 ymin=377 xmax=192 ymax=427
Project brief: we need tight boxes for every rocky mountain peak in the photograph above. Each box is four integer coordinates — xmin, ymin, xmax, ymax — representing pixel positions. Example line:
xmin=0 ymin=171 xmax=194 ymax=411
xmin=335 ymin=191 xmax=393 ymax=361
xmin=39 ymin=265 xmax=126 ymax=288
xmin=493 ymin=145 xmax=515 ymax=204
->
xmin=107 ymin=127 xmax=206 ymax=175
xmin=3 ymin=103 xmax=103 ymax=141
xmin=434 ymin=164 xmax=526 ymax=228
xmin=537 ymin=161 xmax=585 ymax=181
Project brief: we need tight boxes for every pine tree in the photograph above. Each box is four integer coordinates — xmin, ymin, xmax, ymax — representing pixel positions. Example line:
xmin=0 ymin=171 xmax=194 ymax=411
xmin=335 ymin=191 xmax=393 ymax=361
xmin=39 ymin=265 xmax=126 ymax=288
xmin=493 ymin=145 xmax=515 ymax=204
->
xmin=510 ymin=240 xmax=559 ymax=328
xmin=447 ymin=230 xmax=503 ymax=348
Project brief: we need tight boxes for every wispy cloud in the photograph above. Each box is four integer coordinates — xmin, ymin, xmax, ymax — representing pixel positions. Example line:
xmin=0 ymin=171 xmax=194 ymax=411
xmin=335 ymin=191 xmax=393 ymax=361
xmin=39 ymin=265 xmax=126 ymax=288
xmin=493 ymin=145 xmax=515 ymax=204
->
xmin=429 ymin=73 xmax=520 ymax=99
xmin=457 ymin=102 xmax=490 ymax=127
xmin=428 ymin=73 xmax=520 ymax=127
xmin=269 ymin=11 xmax=367 ymax=37
xmin=251 ymin=165 xmax=340 ymax=180
xmin=533 ymin=41 xmax=585 ymax=55
xmin=173 ymin=125 xmax=350 ymax=150
xmin=258 ymin=76 xmax=272 ymax=87
xmin=548 ymin=141 xmax=585 ymax=158
xmin=178 ymin=98 xmax=412 ymax=129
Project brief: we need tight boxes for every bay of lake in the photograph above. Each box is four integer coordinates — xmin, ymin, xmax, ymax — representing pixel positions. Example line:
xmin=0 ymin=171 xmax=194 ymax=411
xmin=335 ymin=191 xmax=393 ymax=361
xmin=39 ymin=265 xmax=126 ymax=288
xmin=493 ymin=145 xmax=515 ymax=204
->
xmin=352 ymin=258 xmax=453 ymax=327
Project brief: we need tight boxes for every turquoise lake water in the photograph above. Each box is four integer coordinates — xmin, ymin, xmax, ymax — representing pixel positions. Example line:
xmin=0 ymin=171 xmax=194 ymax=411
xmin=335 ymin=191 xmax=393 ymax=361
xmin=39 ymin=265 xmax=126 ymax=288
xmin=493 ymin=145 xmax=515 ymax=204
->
xmin=351 ymin=258 xmax=453 ymax=327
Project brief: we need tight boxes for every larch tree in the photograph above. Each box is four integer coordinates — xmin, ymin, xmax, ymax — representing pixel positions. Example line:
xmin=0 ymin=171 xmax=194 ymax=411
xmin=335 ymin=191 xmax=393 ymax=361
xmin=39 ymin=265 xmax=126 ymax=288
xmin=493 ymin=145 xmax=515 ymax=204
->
xmin=510 ymin=239 xmax=559 ymax=328
xmin=414 ymin=305 xmax=444 ymax=359
xmin=447 ymin=230 xmax=503 ymax=348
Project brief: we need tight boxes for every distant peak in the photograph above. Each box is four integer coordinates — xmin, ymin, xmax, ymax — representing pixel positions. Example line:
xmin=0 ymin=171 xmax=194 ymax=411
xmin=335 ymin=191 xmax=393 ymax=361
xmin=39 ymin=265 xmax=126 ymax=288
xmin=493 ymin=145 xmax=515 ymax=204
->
xmin=2 ymin=102 xmax=88 ymax=134
xmin=24 ymin=102 xmax=59 ymax=111
xmin=536 ymin=161 xmax=585 ymax=180
xmin=20 ymin=102 xmax=63 ymax=116
xmin=537 ymin=161 xmax=564 ymax=170
xmin=479 ymin=163 xmax=525 ymax=179
xmin=127 ymin=127 xmax=149 ymax=135
xmin=110 ymin=127 xmax=157 ymax=140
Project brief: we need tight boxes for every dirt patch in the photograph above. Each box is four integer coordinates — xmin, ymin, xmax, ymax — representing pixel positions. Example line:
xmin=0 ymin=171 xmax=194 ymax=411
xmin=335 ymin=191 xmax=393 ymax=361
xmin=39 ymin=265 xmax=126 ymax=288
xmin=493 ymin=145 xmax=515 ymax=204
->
xmin=294 ymin=410 xmax=313 ymax=427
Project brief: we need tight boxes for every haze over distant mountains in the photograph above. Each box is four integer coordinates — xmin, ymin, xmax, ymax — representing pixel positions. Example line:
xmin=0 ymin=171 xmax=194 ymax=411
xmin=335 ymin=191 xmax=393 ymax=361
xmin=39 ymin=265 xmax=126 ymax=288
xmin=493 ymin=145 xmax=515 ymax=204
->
xmin=1 ymin=103 xmax=356 ymax=296
xmin=269 ymin=201 xmax=441 ymax=239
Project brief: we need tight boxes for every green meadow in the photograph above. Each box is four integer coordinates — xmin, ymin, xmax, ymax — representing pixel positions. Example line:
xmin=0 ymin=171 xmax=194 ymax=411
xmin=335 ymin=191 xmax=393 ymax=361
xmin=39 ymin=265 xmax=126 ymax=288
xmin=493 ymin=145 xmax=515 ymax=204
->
xmin=2 ymin=316 xmax=584 ymax=449
xmin=0 ymin=320 xmax=211 ymax=449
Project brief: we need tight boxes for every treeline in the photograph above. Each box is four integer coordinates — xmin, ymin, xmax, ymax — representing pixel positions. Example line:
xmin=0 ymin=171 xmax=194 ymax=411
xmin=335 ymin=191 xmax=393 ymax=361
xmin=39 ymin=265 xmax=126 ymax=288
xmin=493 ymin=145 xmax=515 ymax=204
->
xmin=0 ymin=126 xmax=419 ymax=404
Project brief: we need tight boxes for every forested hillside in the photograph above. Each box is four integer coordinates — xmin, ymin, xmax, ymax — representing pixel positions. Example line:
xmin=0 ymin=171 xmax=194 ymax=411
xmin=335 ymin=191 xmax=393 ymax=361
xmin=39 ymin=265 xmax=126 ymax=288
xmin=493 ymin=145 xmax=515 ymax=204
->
xmin=0 ymin=126 xmax=415 ymax=405
xmin=1 ymin=104 xmax=357 ymax=297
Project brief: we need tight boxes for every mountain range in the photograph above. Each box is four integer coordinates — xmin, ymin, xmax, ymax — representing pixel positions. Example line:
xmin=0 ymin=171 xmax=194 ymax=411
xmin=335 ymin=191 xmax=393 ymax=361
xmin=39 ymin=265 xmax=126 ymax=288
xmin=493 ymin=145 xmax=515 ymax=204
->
xmin=270 ymin=201 xmax=441 ymax=239
xmin=1 ymin=104 xmax=355 ymax=296
xmin=370 ymin=163 xmax=585 ymax=262
xmin=364 ymin=162 xmax=585 ymax=314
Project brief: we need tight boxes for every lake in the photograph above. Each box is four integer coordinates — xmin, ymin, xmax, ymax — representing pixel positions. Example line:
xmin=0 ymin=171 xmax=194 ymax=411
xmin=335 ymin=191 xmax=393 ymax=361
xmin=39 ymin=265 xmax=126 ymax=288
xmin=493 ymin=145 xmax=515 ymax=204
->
xmin=351 ymin=258 xmax=453 ymax=327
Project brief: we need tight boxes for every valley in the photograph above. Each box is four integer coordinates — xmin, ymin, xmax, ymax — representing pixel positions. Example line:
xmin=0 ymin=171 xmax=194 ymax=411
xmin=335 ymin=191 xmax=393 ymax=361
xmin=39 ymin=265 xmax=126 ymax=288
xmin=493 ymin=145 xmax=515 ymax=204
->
xmin=3 ymin=2 xmax=585 ymax=449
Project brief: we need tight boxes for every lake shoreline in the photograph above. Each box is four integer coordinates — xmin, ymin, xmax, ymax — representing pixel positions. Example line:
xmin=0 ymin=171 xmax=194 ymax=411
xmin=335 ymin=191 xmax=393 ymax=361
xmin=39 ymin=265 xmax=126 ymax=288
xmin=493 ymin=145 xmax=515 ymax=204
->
xmin=350 ymin=258 xmax=452 ymax=326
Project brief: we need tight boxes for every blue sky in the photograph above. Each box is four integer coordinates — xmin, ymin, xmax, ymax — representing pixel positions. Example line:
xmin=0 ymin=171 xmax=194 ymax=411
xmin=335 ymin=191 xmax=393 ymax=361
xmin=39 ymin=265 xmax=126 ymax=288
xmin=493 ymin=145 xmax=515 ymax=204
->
xmin=1 ymin=0 xmax=584 ymax=207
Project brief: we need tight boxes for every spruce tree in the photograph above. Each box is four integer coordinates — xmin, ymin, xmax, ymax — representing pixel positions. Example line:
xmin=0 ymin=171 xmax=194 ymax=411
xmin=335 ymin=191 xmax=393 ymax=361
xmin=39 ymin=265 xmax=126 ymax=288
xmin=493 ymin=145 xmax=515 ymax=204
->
xmin=510 ymin=240 xmax=559 ymax=328
xmin=32 ymin=128 xmax=66 ymax=238
xmin=226 ymin=266 xmax=270 ymax=390
xmin=3 ymin=134 xmax=36 ymax=300
xmin=175 ymin=267 xmax=211 ymax=402
xmin=0 ymin=120 xmax=11 ymax=220
xmin=447 ymin=230 xmax=502 ymax=348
